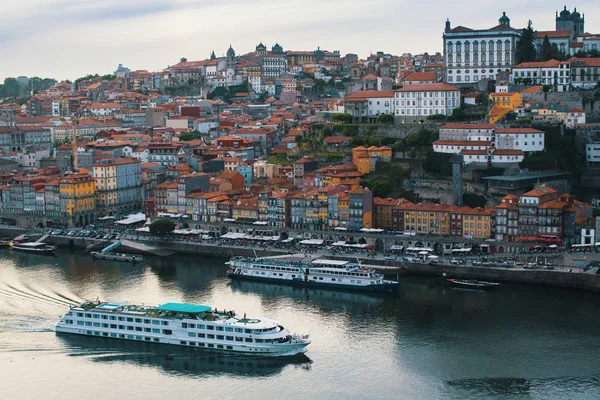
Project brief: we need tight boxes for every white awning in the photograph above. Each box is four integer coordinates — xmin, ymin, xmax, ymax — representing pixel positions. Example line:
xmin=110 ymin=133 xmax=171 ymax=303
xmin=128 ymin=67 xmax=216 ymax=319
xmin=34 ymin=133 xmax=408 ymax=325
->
xmin=300 ymin=239 xmax=324 ymax=245
xmin=135 ymin=227 xmax=150 ymax=232
xmin=116 ymin=213 xmax=146 ymax=225
xmin=253 ymin=221 xmax=268 ymax=225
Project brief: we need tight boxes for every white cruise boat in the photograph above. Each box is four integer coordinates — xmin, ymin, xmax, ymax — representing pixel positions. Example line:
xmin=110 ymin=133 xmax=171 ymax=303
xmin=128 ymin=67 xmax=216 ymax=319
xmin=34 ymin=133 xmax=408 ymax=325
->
xmin=11 ymin=242 xmax=57 ymax=254
xmin=227 ymin=257 xmax=399 ymax=293
xmin=55 ymin=301 xmax=310 ymax=356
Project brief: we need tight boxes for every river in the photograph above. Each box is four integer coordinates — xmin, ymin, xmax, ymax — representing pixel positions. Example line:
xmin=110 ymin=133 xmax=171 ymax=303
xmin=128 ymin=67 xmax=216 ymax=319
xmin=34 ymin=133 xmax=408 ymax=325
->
xmin=0 ymin=250 xmax=599 ymax=400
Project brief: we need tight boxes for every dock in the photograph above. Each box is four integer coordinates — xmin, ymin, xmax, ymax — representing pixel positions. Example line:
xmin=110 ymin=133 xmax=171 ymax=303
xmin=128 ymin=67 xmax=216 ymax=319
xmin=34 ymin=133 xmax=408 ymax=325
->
xmin=91 ymin=241 xmax=143 ymax=263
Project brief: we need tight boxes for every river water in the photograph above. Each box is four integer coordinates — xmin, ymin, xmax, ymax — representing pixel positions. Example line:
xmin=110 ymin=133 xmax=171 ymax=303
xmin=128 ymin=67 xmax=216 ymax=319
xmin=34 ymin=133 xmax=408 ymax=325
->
xmin=0 ymin=250 xmax=599 ymax=400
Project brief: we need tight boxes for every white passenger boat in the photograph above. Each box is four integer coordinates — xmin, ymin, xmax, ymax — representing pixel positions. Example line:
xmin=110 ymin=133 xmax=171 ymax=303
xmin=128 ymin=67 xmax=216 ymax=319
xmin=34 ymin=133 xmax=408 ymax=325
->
xmin=55 ymin=301 xmax=310 ymax=356
xmin=11 ymin=242 xmax=57 ymax=254
xmin=227 ymin=257 xmax=399 ymax=292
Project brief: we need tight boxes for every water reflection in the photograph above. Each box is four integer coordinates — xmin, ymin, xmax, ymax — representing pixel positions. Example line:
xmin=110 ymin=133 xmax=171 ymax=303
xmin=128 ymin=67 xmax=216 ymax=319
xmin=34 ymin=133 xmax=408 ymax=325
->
xmin=57 ymin=333 xmax=312 ymax=378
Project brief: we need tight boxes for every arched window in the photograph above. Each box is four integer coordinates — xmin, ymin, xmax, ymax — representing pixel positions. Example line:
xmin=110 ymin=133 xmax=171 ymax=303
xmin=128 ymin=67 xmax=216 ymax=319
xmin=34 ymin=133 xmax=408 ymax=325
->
xmin=481 ymin=41 xmax=487 ymax=52
xmin=504 ymin=40 xmax=510 ymax=51
xmin=473 ymin=41 xmax=479 ymax=52
xmin=456 ymin=41 xmax=462 ymax=52
xmin=497 ymin=51 xmax=502 ymax=63
xmin=447 ymin=42 xmax=453 ymax=52
xmin=464 ymin=41 xmax=470 ymax=53
xmin=481 ymin=53 xmax=486 ymax=63
xmin=473 ymin=53 xmax=479 ymax=63
xmin=505 ymin=52 xmax=510 ymax=64
xmin=456 ymin=54 xmax=462 ymax=63
xmin=448 ymin=54 xmax=453 ymax=63
xmin=489 ymin=40 xmax=494 ymax=52
xmin=489 ymin=52 xmax=494 ymax=63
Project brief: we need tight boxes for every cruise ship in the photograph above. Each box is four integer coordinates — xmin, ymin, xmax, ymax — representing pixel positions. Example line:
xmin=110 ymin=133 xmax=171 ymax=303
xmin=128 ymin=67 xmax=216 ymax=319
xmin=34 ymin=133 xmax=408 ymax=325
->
xmin=55 ymin=301 xmax=310 ymax=356
xmin=227 ymin=257 xmax=399 ymax=292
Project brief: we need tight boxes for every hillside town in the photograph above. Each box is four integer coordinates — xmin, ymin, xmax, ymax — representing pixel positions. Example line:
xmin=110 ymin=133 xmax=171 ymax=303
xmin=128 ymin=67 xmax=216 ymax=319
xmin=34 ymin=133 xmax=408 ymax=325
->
xmin=0 ymin=7 xmax=599 ymax=250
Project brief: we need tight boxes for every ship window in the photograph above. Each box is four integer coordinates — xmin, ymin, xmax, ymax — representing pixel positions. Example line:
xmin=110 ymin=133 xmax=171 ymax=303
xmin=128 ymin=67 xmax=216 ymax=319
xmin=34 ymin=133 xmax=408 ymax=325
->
xmin=101 ymin=315 xmax=108 ymax=320
xmin=102 ymin=323 xmax=108 ymax=328
xmin=207 ymin=344 xmax=214 ymax=348
xmin=103 ymin=332 xmax=108 ymax=337
xmin=153 ymin=338 xmax=160 ymax=342
xmin=85 ymin=313 xmax=92 ymax=318
xmin=261 ymin=272 xmax=265 ymax=275
xmin=207 ymin=325 xmax=214 ymax=330
xmin=76 ymin=313 xmax=83 ymax=317
xmin=110 ymin=316 xmax=116 ymax=320
xmin=198 ymin=325 xmax=205 ymax=329
xmin=189 ymin=324 xmax=195 ymax=328
xmin=216 ymin=327 xmax=224 ymax=331
xmin=226 ymin=336 xmax=234 ymax=341
xmin=188 ymin=332 xmax=197 ymax=337
xmin=235 ymin=337 xmax=243 ymax=342
xmin=245 ymin=338 xmax=253 ymax=343
xmin=119 ymin=325 xmax=125 ymax=329
xmin=245 ymin=329 xmax=252 ymax=333
xmin=357 ymin=280 xmax=361 ymax=283
xmin=135 ymin=327 xmax=142 ymax=332
xmin=111 ymin=333 xmax=117 ymax=338
xmin=145 ymin=337 xmax=151 ymax=341
xmin=153 ymin=329 xmax=160 ymax=333
xmin=161 ymin=321 xmax=168 ymax=326
xmin=217 ymin=344 xmax=224 ymax=349
xmin=144 ymin=319 xmax=151 ymax=324
xmin=292 ymin=275 xmax=295 ymax=278
xmin=182 ymin=323 xmax=188 ymax=328
xmin=227 ymin=346 xmax=233 ymax=350
xmin=217 ymin=335 xmax=224 ymax=340
xmin=235 ymin=328 xmax=243 ymax=333
xmin=198 ymin=333 xmax=206 ymax=338
xmin=93 ymin=322 xmax=101 ymax=327
xmin=119 ymin=334 xmax=125 ymax=338
xmin=118 ymin=317 xmax=124 ymax=321
xmin=332 ymin=278 xmax=336 ymax=281
xmin=109 ymin=324 xmax=116 ymax=329
xmin=351 ymin=280 xmax=355 ymax=283
xmin=85 ymin=322 xmax=92 ymax=326
xmin=126 ymin=317 xmax=133 ymax=322
xmin=180 ymin=341 xmax=186 ymax=345
xmin=162 ymin=329 xmax=172 ymax=335
xmin=207 ymin=334 xmax=215 ymax=339
xmin=144 ymin=328 xmax=151 ymax=332
xmin=256 ymin=339 xmax=264 ymax=343
xmin=152 ymin=320 xmax=160 ymax=325
xmin=77 ymin=321 xmax=84 ymax=326
xmin=319 ymin=277 xmax=323 ymax=280
xmin=225 ymin=327 xmax=233 ymax=332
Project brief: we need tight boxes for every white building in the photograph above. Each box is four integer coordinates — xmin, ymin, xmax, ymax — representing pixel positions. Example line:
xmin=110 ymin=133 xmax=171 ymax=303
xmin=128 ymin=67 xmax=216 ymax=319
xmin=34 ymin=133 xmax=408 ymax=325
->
xmin=586 ymin=143 xmax=600 ymax=166
xmin=260 ymin=55 xmax=288 ymax=78
xmin=535 ymin=31 xmax=572 ymax=56
xmin=344 ymin=90 xmax=395 ymax=123
xmin=569 ymin=58 xmax=600 ymax=89
xmin=566 ymin=108 xmax=586 ymax=128
xmin=433 ymin=124 xmax=544 ymax=165
xmin=495 ymin=128 xmax=545 ymax=153
xmin=443 ymin=12 xmax=521 ymax=84
xmin=393 ymin=83 xmax=461 ymax=122
xmin=249 ymin=76 xmax=265 ymax=93
xmin=511 ymin=59 xmax=570 ymax=92
xmin=83 ymin=103 xmax=123 ymax=116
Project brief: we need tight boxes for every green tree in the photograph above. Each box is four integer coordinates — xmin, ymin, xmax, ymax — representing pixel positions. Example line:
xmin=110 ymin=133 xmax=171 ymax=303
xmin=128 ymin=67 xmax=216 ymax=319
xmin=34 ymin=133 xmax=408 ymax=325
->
xmin=377 ymin=114 xmax=394 ymax=124
xmin=179 ymin=131 xmax=202 ymax=141
xmin=295 ymin=135 xmax=303 ymax=145
xmin=0 ymin=78 xmax=22 ymax=98
xmin=149 ymin=219 xmax=176 ymax=236
xmin=449 ymin=108 xmax=466 ymax=121
xmin=540 ymin=35 xmax=551 ymax=61
xmin=370 ymin=180 xmax=391 ymax=197
xmin=332 ymin=113 xmax=352 ymax=124
xmin=516 ymin=20 xmax=536 ymax=64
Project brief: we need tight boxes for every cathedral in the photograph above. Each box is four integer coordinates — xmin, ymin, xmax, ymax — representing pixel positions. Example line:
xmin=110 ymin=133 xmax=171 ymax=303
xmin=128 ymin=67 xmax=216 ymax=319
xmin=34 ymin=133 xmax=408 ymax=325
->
xmin=555 ymin=6 xmax=585 ymax=39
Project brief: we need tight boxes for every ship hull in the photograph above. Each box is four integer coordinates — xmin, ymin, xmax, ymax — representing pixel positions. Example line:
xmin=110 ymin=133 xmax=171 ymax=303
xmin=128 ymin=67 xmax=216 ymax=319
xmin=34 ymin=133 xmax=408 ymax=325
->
xmin=228 ymin=272 xmax=399 ymax=293
xmin=54 ymin=326 xmax=309 ymax=356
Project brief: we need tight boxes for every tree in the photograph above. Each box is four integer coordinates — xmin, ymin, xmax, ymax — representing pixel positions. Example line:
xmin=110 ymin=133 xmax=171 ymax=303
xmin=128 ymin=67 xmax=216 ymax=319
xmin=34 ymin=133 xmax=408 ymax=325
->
xmin=540 ymin=35 xmax=551 ymax=61
xmin=426 ymin=113 xmax=446 ymax=121
xmin=179 ymin=131 xmax=202 ymax=141
xmin=0 ymin=78 xmax=22 ymax=98
xmin=295 ymin=135 xmax=303 ymax=145
xmin=377 ymin=114 xmax=394 ymax=124
xmin=149 ymin=219 xmax=175 ymax=236
xmin=449 ymin=108 xmax=466 ymax=121
xmin=516 ymin=20 xmax=536 ymax=64
xmin=332 ymin=113 xmax=352 ymax=124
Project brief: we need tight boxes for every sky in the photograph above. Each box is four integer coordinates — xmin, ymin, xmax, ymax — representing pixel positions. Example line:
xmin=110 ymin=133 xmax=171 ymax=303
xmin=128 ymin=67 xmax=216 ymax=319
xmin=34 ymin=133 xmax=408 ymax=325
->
xmin=1 ymin=0 xmax=599 ymax=81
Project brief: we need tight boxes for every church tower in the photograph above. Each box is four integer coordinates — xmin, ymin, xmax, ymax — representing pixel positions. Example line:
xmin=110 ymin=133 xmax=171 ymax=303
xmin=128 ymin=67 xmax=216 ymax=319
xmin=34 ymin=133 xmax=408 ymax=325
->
xmin=498 ymin=12 xmax=510 ymax=27
xmin=226 ymin=45 xmax=236 ymax=69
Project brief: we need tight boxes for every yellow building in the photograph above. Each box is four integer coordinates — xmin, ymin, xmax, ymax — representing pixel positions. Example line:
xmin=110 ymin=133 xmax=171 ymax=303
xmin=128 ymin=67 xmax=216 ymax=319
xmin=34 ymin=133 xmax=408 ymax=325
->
xmin=351 ymin=146 xmax=393 ymax=175
xmin=459 ymin=207 xmax=493 ymax=239
xmin=59 ymin=171 xmax=96 ymax=227
xmin=488 ymin=92 xmax=523 ymax=124
xmin=402 ymin=203 xmax=452 ymax=235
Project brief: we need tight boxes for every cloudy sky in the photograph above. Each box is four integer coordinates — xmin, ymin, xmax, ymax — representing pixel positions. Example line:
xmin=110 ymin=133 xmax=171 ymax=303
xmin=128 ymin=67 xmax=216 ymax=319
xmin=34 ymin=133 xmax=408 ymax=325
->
xmin=1 ymin=0 xmax=599 ymax=81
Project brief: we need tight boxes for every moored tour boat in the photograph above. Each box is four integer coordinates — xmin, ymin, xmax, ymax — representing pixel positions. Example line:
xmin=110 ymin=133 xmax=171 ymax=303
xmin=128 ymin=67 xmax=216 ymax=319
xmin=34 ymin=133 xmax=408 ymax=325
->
xmin=55 ymin=301 xmax=310 ymax=356
xmin=227 ymin=256 xmax=399 ymax=293
xmin=443 ymin=278 xmax=500 ymax=289
xmin=10 ymin=242 xmax=57 ymax=254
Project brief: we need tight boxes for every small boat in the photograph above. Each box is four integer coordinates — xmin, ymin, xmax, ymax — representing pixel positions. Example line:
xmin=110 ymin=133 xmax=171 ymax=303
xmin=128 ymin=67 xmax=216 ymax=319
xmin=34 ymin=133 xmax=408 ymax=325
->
xmin=10 ymin=242 xmax=57 ymax=254
xmin=443 ymin=278 xmax=499 ymax=289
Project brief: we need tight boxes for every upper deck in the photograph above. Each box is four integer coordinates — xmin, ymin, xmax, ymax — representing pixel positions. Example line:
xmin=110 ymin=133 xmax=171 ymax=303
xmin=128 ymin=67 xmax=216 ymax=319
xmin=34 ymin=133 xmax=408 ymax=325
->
xmin=71 ymin=301 xmax=279 ymax=330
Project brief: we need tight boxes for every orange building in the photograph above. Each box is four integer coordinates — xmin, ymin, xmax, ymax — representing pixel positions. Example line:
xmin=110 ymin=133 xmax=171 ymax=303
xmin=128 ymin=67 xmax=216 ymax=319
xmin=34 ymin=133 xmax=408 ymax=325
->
xmin=351 ymin=146 xmax=393 ymax=175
